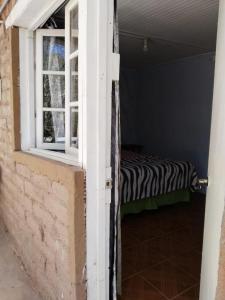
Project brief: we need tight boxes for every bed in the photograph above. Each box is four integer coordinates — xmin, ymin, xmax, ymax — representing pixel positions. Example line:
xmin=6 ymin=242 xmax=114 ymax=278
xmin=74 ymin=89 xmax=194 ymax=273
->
xmin=120 ymin=151 xmax=199 ymax=216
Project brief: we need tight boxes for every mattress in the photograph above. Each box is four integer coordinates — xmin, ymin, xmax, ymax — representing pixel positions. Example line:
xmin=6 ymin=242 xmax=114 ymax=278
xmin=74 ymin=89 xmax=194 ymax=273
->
xmin=120 ymin=151 xmax=199 ymax=204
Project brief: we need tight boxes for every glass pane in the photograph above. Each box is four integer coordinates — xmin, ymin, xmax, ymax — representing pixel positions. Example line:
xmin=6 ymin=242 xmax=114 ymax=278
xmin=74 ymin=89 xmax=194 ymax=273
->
xmin=70 ymin=6 xmax=78 ymax=53
xmin=70 ymin=107 xmax=78 ymax=148
xmin=70 ymin=57 xmax=78 ymax=102
xmin=43 ymin=111 xmax=65 ymax=143
xmin=43 ymin=36 xmax=65 ymax=71
xmin=43 ymin=75 xmax=65 ymax=108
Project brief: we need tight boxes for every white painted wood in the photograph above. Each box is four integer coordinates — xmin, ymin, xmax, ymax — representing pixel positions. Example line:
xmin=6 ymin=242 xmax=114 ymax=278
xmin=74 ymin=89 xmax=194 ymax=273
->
xmin=70 ymin=51 xmax=79 ymax=60
xmin=27 ymin=148 xmax=81 ymax=167
xmin=19 ymin=29 xmax=36 ymax=151
xmin=42 ymin=71 xmax=65 ymax=75
xmin=200 ymin=1 xmax=225 ymax=299
xmin=83 ymin=0 xmax=114 ymax=299
xmin=42 ymin=108 xmax=66 ymax=112
xmin=5 ymin=0 xmax=65 ymax=30
xmin=65 ymin=1 xmax=80 ymax=161
xmin=36 ymin=29 xmax=65 ymax=151
xmin=111 ymin=53 xmax=120 ymax=81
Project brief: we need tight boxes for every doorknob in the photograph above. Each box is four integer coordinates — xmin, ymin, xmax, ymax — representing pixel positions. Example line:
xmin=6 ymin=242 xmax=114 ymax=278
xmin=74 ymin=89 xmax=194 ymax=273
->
xmin=198 ymin=178 xmax=208 ymax=187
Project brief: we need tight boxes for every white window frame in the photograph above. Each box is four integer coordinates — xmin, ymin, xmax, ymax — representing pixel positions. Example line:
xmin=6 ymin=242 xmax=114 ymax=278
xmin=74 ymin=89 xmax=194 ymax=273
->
xmin=65 ymin=0 xmax=82 ymax=162
xmin=36 ymin=29 xmax=66 ymax=151
xmin=19 ymin=5 xmax=82 ymax=167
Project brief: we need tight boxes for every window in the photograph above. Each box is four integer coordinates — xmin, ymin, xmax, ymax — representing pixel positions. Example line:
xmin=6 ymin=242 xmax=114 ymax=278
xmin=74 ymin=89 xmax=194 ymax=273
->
xmin=36 ymin=30 xmax=66 ymax=150
xmin=20 ymin=0 xmax=81 ymax=165
xmin=65 ymin=3 xmax=80 ymax=157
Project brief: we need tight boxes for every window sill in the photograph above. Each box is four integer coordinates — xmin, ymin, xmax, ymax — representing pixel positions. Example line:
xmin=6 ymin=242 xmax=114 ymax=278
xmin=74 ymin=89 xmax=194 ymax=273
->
xmin=12 ymin=150 xmax=83 ymax=184
xmin=27 ymin=148 xmax=81 ymax=167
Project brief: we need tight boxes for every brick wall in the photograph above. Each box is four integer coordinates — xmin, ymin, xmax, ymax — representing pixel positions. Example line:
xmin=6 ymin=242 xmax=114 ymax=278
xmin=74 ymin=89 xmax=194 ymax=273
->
xmin=0 ymin=9 xmax=86 ymax=300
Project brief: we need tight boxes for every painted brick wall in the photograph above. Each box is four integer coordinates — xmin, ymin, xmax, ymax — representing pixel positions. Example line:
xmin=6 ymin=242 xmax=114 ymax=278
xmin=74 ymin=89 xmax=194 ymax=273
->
xmin=0 ymin=9 xmax=86 ymax=300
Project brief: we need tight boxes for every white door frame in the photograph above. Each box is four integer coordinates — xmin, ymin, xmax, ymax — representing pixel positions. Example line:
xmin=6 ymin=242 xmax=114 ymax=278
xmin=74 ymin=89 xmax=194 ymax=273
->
xmin=200 ymin=1 xmax=225 ymax=299
xmin=82 ymin=0 xmax=115 ymax=300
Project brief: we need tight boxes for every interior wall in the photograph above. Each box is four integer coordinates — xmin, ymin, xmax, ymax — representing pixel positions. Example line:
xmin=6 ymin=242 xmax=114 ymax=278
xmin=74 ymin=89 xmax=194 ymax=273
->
xmin=120 ymin=68 xmax=140 ymax=145
xmin=120 ymin=53 xmax=215 ymax=178
xmin=138 ymin=53 xmax=215 ymax=178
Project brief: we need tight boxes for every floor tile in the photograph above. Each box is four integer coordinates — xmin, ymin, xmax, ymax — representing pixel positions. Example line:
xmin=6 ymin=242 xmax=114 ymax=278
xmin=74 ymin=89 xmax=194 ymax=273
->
xmin=166 ymin=227 xmax=202 ymax=255
xmin=121 ymin=231 xmax=139 ymax=249
xmin=174 ymin=285 xmax=199 ymax=300
xmin=122 ymin=239 xmax=166 ymax=279
xmin=140 ymin=261 xmax=196 ymax=299
xmin=122 ymin=275 xmax=167 ymax=300
xmin=121 ymin=194 xmax=205 ymax=300
xmin=169 ymin=250 xmax=202 ymax=279
xmin=123 ymin=213 xmax=164 ymax=241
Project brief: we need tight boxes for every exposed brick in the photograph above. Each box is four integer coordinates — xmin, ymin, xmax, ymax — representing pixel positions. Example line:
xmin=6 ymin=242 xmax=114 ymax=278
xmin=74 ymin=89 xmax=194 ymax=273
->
xmin=30 ymin=173 xmax=51 ymax=191
xmin=44 ymin=192 xmax=68 ymax=226
xmin=0 ymin=20 xmax=85 ymax=300
xmin=16 ymin=163 xmax=31 ymax=179
xmin=22 ymin=194 xmax=33 ymax=214
xmin=51 ymin=181 xmax=69 ymax=206
xmin=32 ymin=202 xmax=55 ymax=232
xmin=24 ymin=180 xmax=44 ymax=204
xmin=14 ymin=173 xmax=25 ymax=192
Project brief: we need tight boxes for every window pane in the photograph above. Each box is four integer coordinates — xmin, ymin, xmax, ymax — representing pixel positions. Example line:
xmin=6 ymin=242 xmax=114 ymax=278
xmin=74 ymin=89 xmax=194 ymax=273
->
xmin=43 ymin=75 xmax=65 ymax=108
xmin=43 ymin=36 xmax=65 ymax=71
xmin=70 ymin=57 xmax=78 ymax=102
xmin=70 ymin=107 xmax=78 ymax=148
xmin=70 ymin=6 xmax=78 ymax=53
xmin=43 ymin=111 xmax=65 ymax=143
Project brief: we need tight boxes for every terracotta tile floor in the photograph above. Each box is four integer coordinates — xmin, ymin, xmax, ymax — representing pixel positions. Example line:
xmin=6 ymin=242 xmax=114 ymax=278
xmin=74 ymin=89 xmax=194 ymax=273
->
xmin=121 ymin=193 xmax=205 ymax=300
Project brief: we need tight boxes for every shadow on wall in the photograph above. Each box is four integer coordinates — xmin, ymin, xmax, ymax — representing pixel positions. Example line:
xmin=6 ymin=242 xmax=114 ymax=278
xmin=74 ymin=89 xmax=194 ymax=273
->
xmin=120 ymin=53 xmax=215 ymax=178
xmin=120 ymin=68 xmax=140 ymax=145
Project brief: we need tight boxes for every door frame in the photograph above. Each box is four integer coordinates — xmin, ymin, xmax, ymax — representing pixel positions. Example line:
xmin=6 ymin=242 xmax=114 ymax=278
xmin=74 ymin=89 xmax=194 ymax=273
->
xmin=110 ymin=1 xmax=225 ymax=300
xmin=82 ymin=0 xmax=115 ymax=300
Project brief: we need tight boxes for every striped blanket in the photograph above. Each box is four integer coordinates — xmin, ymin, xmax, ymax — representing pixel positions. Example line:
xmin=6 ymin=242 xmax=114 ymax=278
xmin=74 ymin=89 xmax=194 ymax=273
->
xmin=120 ymin=151 xmax=199 ymax=204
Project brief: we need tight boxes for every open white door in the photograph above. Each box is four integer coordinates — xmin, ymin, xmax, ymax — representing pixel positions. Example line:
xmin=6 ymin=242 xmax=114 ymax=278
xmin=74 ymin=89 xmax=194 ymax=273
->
xmin=200 ymin=1 xmax=225 ymax=299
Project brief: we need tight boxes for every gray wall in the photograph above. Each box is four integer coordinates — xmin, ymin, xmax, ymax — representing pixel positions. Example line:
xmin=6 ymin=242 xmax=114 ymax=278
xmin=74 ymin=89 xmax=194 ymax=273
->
xmin=120 ymin=68 xmax=140 ymax=145
xmin=120 ymin=53 xmax=215 ymax=178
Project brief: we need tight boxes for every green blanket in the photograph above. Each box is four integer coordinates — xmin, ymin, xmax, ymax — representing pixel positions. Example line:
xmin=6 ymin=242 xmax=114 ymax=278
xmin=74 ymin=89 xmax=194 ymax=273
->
xmin=121 ymin=189 xmax=190 ymax=218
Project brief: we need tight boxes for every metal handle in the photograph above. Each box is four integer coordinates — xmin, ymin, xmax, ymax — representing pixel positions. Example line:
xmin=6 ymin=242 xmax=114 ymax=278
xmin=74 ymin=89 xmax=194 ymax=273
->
xmin=198 ymin=178 xmax=208 ymax=187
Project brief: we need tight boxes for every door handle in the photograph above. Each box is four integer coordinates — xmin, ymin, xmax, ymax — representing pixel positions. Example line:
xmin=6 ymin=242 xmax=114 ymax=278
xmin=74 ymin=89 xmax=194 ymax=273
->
xmin=198 ymin=178 xmax=208 ymax=187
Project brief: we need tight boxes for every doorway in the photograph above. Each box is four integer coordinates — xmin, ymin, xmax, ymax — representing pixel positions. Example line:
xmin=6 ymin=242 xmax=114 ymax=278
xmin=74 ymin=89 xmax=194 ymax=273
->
xmin=116 ymin=1 xmax=220 ymax=299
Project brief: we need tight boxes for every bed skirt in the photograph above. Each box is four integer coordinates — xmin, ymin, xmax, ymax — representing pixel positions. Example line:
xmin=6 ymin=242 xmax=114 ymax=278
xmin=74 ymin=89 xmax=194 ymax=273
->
xmin=121 ymin=189 xmax=190 ymax=218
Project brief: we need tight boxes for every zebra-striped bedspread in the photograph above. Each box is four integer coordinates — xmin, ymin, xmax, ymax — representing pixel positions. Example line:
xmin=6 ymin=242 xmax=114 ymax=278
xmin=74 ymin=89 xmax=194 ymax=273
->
xmin=120 ymin=151 xmax=199 ymax=204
